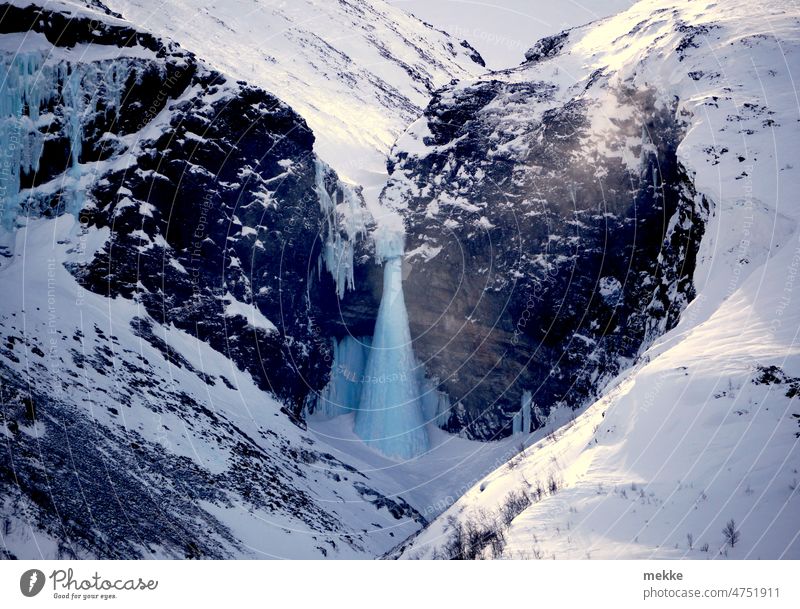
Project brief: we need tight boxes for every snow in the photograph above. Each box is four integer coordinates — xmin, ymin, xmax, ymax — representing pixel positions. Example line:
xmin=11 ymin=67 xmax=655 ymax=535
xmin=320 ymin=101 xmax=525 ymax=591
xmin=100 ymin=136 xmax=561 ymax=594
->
xmin=2 ymin=0 xmax=796 ymax=560
xmin=389 ymin=0 xmax=636 ymax=68
xmin=396 ymin=0 xmax=800 ymax=560
xmin=222 ymin=292 xmax=278 ymax=334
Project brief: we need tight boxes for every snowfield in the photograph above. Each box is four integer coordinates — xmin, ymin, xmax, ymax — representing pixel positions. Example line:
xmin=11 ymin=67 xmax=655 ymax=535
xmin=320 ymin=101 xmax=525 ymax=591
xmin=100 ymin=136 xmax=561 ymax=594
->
xmin=394 ymin=0 xmax=800 ymax=559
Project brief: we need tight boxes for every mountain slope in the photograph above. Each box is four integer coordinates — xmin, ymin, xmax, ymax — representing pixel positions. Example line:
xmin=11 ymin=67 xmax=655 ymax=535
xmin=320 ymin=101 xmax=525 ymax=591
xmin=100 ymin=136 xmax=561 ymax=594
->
xmin=389 ymin=0 xmax=636 ymax=68
xmin=393 ymin=0 xmax=800 ymax=559
xmin=101 ymin=0 xmax=486 ymax=205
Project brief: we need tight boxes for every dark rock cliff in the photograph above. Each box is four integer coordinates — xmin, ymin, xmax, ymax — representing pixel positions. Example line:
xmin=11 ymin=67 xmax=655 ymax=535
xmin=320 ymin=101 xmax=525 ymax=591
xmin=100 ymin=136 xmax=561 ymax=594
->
xmin=380 ymin=69 xmax=708 ymax=440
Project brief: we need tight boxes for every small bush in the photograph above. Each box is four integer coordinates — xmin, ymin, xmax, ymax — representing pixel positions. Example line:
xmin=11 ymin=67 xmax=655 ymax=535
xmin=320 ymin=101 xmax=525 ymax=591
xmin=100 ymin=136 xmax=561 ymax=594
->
xmin=547 ymin=472 xmax=561 ymax=495
xmin=440 ymin=511 xmax=506 ymax=560
xmin=499 ymin=490 xmax=531 ymax=526
xmin=722 ymin=519 xmax=740 ymax=548
xmin=532 ymin=479 xmax=544 ymax=502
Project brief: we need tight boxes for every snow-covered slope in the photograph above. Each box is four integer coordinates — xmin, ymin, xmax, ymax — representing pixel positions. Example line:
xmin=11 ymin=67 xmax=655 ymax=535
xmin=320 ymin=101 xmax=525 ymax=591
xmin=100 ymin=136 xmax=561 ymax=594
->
xmin=390 ymin=0 xmax=635 ymax=68
xmin=101 ymin=0 xmax=486 ymax=207
xmin=394 ymin=0 xmax=800 ymax=559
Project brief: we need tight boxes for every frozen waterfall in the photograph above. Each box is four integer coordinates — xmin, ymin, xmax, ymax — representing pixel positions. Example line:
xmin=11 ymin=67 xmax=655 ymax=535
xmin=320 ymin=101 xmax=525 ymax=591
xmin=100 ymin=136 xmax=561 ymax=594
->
xmin=354 ymin=253 xmax=430 ymax=459
xmin=1 ymin=51 xmax=131 ymax=228
xmin=309 ymin=163 xmax=431 ymax=458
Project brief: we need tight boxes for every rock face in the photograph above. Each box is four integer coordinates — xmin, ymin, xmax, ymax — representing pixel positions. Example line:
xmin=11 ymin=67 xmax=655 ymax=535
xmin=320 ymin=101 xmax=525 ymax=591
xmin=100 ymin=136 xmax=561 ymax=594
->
xmin=380 ymin=37 xmax=709 ymax=439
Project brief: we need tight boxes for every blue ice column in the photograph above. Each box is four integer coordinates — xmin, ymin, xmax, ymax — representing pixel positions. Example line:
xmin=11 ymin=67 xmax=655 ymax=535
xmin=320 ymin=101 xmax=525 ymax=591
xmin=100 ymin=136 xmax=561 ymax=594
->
xmin=354 ymin=253 xmax=429 ymax=459
xmin=312 ymin=336 xmax=371 ymax=418
xmin=512 ymin=390 xmax=533 ymax=435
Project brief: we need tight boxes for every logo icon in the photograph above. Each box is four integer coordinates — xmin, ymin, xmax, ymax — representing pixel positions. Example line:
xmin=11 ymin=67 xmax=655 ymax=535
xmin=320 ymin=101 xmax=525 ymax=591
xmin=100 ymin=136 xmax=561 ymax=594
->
xmin=20 ymin=569 xmax=46 ymax=597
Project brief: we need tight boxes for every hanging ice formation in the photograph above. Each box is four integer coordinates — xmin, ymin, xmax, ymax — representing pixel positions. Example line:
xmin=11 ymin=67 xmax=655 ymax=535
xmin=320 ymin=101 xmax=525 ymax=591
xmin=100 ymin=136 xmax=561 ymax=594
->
xmin=0 ymin=52 xmax=131 ymax=228
xmin=314 ymin=159 xmax=369 ymax=299
xmin=512 ymin=390 xmax=533 ymax=435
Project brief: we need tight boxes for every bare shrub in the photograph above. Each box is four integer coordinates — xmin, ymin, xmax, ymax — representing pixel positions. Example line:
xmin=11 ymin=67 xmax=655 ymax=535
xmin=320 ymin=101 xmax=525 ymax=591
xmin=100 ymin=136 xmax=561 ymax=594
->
xmin=722 ymin=519 xmax=740 ymax=548
xmin=499 ymin=490 xmax=531 ymax=526
xmin=440 ymin=511 xmax=506 ymax=560
xmin=532 ymin=479 xmax=544 ymax=502
xmin=547 ymin=472 xmax=561 ymax=495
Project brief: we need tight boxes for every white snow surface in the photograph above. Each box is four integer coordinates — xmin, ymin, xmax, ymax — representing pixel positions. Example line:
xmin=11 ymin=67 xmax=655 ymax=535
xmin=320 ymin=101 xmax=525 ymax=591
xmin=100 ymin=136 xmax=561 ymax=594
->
xmin=222 ymin=292 xmax=278 ymax=334
xmin=396 ymin=0 xmax=800 ymax=559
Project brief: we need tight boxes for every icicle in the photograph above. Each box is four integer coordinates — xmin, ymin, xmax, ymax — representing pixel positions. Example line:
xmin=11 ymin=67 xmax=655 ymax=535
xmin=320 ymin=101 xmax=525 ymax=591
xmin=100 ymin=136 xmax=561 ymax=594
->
xmin=419 ymin=374 xmax=451 ymax=429
xmin=513 ymin=390 xmax=533 ymax=435
xmin=314 ymin=159 xmax=368 ymax=299
xmin=521 ymin=390 xmax=532 ymax=433
xmin=61 ymin=65 xmax=84 ymax=215
xmin=0 ymin=51 xmax=53 ymax=228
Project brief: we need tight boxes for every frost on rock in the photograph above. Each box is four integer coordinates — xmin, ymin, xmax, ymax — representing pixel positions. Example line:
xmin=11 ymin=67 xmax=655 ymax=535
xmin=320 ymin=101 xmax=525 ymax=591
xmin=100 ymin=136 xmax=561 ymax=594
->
xmin=354 ymin=255 xmax=429 ymax=459
xmin=0 ymin=51 xmax=132 ymax=227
